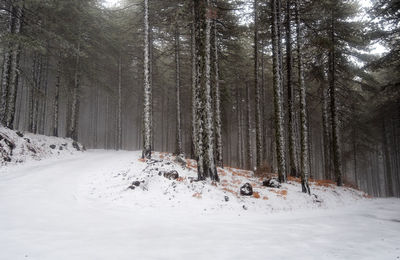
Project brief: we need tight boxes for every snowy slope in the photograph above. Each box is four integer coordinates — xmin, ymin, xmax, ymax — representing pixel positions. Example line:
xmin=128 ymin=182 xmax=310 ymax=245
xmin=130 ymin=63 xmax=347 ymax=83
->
xmin=0 ymin=150 xmax=399 ymax=260
xmin=84 ymin=152 xmax=368 ymax=214
xmin=0 ymin=126 xmax=84 ymax=165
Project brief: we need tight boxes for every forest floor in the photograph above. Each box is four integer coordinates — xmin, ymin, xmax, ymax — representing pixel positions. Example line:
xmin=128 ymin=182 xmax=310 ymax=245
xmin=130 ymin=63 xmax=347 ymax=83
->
xmin=0 ymin=149 xmax=399 ymax=260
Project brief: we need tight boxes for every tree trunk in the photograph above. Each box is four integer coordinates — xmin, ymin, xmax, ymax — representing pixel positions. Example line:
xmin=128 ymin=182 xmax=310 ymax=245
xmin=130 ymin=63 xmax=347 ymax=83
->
xmin=382 ymin=118 xmax=394 ymax=197
xmin=246 ymin=81 xmax=252 ymax=170
xmin=53 ymin=57 xmax=61 ymax=136
xmin=6 ymin=6 xmax=23 ymax=129
xmin=286 ymin=0 xmax=298 ymax=177
xmin=117 ymin=54 xmax=122 ymax=150
xmin=68 ymin=38 xmax=81 ymax=141
xmin=0 ymin=4 xmax=15 ymax=126
xmin=191 ymin=4 xmax=198 ymax=159
xmin=213 ymin=15 xmax=223 ymax=167
xmin=254 ymin=0 xmax=262 ymax=169
xmin=194 ymin=0 xmax=218 ymax=181
xmin=142 ymin=0 xmax=152 ymax=159
xmin=271 ymin=0 xmax=287 ymax=183
xmin=295 ymin=0 xmax=310 ymax=194
xmin=175 ymin=25 xmax=182 ymax=155
xmin=328 ymin=12 xmax=343 ymax=186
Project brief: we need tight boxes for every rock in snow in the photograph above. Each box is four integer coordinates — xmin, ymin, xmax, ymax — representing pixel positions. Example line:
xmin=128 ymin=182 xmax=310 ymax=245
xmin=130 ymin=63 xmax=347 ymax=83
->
xmin=240 ymin=183 xmax=253 ymax=196
xmin=263 ymin=178 xmax=282 ymax=188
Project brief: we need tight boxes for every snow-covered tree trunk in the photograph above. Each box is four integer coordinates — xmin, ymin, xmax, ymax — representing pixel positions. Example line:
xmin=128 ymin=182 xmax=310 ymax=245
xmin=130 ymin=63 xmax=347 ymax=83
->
xmin=117 ymin=54 xmax=122 ymax=150
xmin=295 ymin=0 xmax=310 ymax=194
xmin=6 ymin=5 xmax=23 ymax=129
xmin=191 ymin=3 xmax=199 ymax=160
xmin=52 ymin=58 xmax=61 ymax=137
xmin=142 ymin=0 xmax=152 ymax=159
xmin=271 ymin=0 xmax=287 ymax=183
xmin=213 ymin=15 xmax=223 ymax=167
xmin=286 ymin=0 xmax=298 ymax=177
xmin=328 ymin=12 xmax=342 ymax=186
xmin=68 ymin=38 xmax=81 ymax=141
xmin=175 ymin=26 xmax=182 ymax=155
xmin=246 ymin=82 xmax=252 ymax=170
xmin=194 ymin=0 xmax=218 ymax=181
xmin=254 ymin=0 xmax=262 ymax=169
xmin=0 ymin=4 xmax=15 ymax=126
xmin=203 ymin=0 xmax=218 ymax=181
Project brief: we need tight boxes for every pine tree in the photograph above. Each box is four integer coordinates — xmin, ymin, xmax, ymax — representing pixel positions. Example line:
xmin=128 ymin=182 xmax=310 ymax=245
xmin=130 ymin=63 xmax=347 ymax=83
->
xmin=295 ymin=0 xmax=310 ymax=194
xmin=142 ymin=0 xmax=152 ymax=159
xmin=271 ymin=0 xmax=287 ymax=183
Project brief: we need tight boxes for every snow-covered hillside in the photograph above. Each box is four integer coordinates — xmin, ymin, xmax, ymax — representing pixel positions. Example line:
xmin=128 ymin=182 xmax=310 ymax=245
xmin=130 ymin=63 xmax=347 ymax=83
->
xmin=1 ymin=148 xmax=399 ymax=260
xmin=84 ymin=151 xmax=368 ymax=214
xmin=0 ymin=126 xmax=84 ymax=165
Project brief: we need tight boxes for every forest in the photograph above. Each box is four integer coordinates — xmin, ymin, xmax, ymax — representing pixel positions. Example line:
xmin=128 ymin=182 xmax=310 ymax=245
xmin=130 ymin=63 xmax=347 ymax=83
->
xmin=0 ymin=0 xmax=399 ymax=197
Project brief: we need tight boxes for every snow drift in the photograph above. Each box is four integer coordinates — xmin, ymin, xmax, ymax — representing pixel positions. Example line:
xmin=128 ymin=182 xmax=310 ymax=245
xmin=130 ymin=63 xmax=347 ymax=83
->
xmin=0 ymin=125 xmax=84 ymax=165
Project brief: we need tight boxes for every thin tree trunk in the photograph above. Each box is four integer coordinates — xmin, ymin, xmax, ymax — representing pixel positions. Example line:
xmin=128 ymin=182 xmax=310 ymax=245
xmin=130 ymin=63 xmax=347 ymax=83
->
xmin=68 ymin=38 xmax=81 ymax=141
xmin=142 ymin=0 xmax=152 ymax=159
xmin=246 ymin=81 xmax=252 ymax=170
xmin=213 ymin=15 xmax=223 ymax=167
xmin=6 ymin=6 xmax=23 ymax=129
xmin=175 ymin=25 xmax=182 ymax=155
xmin=286 ymin=0 xmax=298 ymax=177
xmin=328 ymin=12 xmax=343 ymax=186
xmin=117 ymin=54 xmax=122 ymax=150
xmin=191 ymin=4 xmax=198 ymax=159
xmin=254 ymin=0 xmax=262 ymax=169
xmin=53 ymin=57 xmax=61 ymax=136
xmin=295 ymin=0 xmax=310 ymax=194
xmin=0 ymin=4 xmax=15 ymax=126
xmin=272 ymin=0 xmax=287 ymax=182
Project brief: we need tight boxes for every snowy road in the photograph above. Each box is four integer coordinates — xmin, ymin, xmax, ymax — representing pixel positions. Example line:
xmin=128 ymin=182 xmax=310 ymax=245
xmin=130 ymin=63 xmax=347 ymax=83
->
xmin=0 ymin=150 xmax=399 ymax=260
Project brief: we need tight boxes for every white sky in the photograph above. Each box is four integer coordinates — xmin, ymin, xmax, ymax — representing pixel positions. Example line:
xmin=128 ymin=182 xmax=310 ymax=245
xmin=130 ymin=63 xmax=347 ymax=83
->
xmin=102 ymin=0 xmax=121 ymax=8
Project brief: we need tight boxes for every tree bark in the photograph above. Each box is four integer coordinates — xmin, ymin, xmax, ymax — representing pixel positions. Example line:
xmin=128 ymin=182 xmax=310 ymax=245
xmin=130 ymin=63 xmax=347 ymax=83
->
xmin=175 ymin=25 xmax=182 ymax=155
xmin=142 ymin=0 xmax=152 ymax=159
xmin=286 ymin=0 xmax=298 ymax=177
xmin=254 ymin=0 xmax=262 ymax=169
xmin=271 ymin=0 xmax=287 ymax=182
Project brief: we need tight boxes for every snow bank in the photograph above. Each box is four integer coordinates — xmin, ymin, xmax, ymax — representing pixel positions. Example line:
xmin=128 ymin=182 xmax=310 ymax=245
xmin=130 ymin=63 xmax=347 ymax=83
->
xmin=0 ymin=125 xmax=84 ymax=165
xmin=84 ymin=152 xmax=369 ymax=214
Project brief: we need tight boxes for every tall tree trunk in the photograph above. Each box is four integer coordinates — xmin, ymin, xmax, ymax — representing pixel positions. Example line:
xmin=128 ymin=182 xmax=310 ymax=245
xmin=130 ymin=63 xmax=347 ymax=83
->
xmin=142 ymin=0 xmax=152 ymax=159
xmin=246 ymin=81 xmax=252 ymax=170
xmin=295 ymin=0 xmax=310 ymax=194
xmin=6 ymin=6 xmax=23 ymax=129
xmin=175 ymin=25 xmax=182 ymax=155
xmin=382 ymin=118 xmax=394 ymax=197
xmin=236 ymin=84 xmax=242 ymax=168
xmin=321 ymin=75 xmax=331 ymax=180
xmin=0 ymin=4 xmax=15 ymax=126
xmin=68 ymin=38 xmax=81 ymax=141
xmin=194 ymin=0 xmax=218 ymax=181
xmin=117 ymin=54 xmax=122 ymax=150
xmin=213 ymin=15 xmax=223 ymax=167
xmin=271 ymin=0 xmax=287 ymax=183
xmin=254 ymin=0 xmax=262 ymax=169
xmin=53 ymin=57 xmax=61 ymax=136
xmin=328 ymin=11 xmax=343 ymax=186
xmin=191 ymin=4 xmax=198 ymax=159
xmin=286 ymin=0 xmax=298 ymax=177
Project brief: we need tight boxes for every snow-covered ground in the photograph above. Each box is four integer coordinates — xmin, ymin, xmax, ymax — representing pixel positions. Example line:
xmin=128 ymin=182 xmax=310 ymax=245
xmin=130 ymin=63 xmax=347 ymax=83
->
xmin=0 ymin=125 xmax=84 ymax=165
xmin=1 ymin=150 xmax=399 ymax=260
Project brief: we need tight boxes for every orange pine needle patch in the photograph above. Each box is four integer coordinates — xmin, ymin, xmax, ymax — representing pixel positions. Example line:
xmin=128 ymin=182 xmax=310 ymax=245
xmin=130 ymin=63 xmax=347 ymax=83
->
xmin=176 ymin=177 xmax=186 ymax=182
xmin=192 ymin=192 xmax=202 ymax=199
xmin=253 ymin=192 xmax=261 ymax=199
xmin=262 ymin=196 xmax=269 ymax=200
xmin=138 ymin=158 xmax=145 ymax=163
